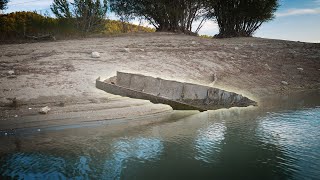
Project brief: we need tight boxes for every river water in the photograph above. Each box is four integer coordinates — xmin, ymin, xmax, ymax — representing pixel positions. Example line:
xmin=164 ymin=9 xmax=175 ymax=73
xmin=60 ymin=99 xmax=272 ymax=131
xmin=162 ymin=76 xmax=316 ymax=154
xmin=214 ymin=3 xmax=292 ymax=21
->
xmin=0 ymin=92 xmax=320 ymax=180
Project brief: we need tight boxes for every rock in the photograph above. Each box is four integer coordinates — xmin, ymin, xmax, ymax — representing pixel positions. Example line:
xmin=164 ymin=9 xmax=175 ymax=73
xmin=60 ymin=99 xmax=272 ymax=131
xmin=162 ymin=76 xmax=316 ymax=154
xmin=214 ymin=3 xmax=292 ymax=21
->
xmin=265 ymin=64 xmax=271 ymax=70
xmin=37 ymin=129 xmax=41 ymax=132
xmin=281 ymin=81 xmax=289 ymax=85
xmin=140 ymin=49 xmax=145 ymax=52
xmin=91 ymin=52 xmax=100 ymax=58
xmin=8 ymin=70 xmax=14 ymax=75
xmin=4 ymin=133 xmax=7 ymax=136
xmin=123 ymin=48 xmax=130 ymax=53
xmin=39 ymin=106 xmax=51 ymax=114
xmin=297 ymin=68 xmax=303 ymax=71
xmin=14 ymin=115 xmax=18 ymax=118
xmin=235 ymin=47 xmax=239 ymax=50
xmin=191 ymin=41 xmax=196 ymax=44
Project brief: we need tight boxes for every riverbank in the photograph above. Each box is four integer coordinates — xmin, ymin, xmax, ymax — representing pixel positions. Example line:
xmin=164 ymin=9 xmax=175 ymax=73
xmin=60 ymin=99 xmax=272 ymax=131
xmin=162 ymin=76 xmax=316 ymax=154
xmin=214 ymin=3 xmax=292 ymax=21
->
xmin=0 ymin=32 xmax=319 ymax=130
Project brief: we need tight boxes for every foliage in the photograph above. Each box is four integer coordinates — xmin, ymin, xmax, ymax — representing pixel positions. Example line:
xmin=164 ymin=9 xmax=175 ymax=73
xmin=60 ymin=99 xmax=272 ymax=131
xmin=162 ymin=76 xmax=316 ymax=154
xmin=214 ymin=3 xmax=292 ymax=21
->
xmin=0 ymin=0 xmax=9 ymax=11
xmin=207 ymin=0 xmax=279 ymax=38
xmin=0 ymin=11 xmax=155 ymax=41
xmin=104 ymin=19 xmax=155 ymax=35
xmin=109 ymin=0 xmax=207 ymax=34
xmin=199 ymin=34 xmax=213 ymax=38
xmin=51 ymin=0 xmax=108 ymax=33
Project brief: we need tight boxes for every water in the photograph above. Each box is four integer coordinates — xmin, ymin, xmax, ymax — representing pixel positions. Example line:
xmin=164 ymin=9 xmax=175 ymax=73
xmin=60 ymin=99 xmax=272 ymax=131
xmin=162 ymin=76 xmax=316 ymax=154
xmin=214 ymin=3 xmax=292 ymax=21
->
xmin=0 ymin=106 xmax=320 ymax=179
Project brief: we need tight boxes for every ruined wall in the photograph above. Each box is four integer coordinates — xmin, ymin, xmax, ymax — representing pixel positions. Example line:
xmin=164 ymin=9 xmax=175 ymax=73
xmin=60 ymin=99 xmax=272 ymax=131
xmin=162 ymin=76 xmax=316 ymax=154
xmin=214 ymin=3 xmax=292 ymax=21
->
xmin=115 ymin=72 xmax=253 ymax=107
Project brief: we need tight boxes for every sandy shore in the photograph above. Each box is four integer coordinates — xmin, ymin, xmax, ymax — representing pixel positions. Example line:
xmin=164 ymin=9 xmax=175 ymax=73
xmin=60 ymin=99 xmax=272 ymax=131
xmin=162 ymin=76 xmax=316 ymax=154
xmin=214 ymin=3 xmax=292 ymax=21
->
xmin=0 ymin=32 xmax=319 ymax=130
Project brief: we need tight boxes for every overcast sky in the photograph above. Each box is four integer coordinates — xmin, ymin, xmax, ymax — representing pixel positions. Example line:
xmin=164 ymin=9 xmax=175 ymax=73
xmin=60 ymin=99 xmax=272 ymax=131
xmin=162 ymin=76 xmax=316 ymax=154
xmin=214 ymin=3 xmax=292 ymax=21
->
xmin=5 ymin=0 xmax=320 ymax=43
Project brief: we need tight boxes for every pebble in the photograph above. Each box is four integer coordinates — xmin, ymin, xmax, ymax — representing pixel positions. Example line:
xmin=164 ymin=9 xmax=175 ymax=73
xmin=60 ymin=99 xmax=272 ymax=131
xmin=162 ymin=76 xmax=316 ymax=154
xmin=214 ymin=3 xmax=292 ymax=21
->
xmin=123 ymin=48 xmax=130 ymax=53
xmin=39 ymin=106 xmax=51 ymax=114
xmin=14 ymin=115 xmax=18 ymax=117
xmin=37 ymin=129 xmax=41 ymax=132
xmin=191 ymin=41 xmax=196 ymax=44
xmin=140 ymin=49 xmax=145 ymax=52
xmin=265 ymin=64 xmax=271 ymax=70
xmin=297 ymin=68 xmax=304 ymax=71
xmin=8 ymin=70 xmax=14 ymax=75
xmin=91 ymin=52 xmax=100 ymax=58
xmin=235 ymin=47 xmax=239 ymax=50
xmin=4 ymin=133 xmax=7 ymax=136
xmin=281 ymin=81 xmax=289 ymax=85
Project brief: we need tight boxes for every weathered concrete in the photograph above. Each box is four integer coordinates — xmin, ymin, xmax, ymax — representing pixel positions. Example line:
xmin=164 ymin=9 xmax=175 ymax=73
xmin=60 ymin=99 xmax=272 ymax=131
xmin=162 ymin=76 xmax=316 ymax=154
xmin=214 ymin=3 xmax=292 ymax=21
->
xmin=97 ymin=72 xmax=257 ymax=111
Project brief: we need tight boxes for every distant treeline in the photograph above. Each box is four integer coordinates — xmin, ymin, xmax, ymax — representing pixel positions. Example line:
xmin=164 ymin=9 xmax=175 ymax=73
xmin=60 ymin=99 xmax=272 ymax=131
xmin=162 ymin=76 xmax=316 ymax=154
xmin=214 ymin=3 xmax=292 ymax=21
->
xmin=0 ymin=11 xmax=155 ymax=41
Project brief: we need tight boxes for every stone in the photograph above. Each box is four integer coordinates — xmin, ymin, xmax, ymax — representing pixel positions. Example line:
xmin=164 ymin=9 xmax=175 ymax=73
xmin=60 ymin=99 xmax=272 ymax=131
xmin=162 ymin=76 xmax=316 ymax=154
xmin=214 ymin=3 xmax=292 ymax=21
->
xmin=235 ymin=47 xmax=239 ymax=50
xmin=123 ymin=48 xmax=130 ymax=53
xmin=91 ymin=52 xmax=100 ymax=58
xmin=8 ymin=70 xmax=14 ymax=75
xmin=281 ymin=81 xmax=289 ymax=85
xmin=39 ymin=106 xmax=51 ymax=114
xmin=265 ymin=64 xmax=271 ymax=70
xmin=297 ymin=68 xmax=304 ymax=71
xmin=191 ymin=41 xmax=196 ymax=44
xmin=140 ymin=49 xmax=145 ymax=52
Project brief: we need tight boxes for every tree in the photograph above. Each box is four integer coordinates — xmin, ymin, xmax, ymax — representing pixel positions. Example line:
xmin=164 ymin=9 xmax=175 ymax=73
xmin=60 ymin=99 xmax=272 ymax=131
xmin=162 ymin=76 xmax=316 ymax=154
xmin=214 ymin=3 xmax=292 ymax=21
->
xmin=0 ymin=0 xmax=9 ymax=11
xmin=110 ymin=0 xmax=207 ymax=34
xmin=207 ymin=0 xmax=279 ymax=38
xmin=51 ymin=0 xmax=108 ymax=33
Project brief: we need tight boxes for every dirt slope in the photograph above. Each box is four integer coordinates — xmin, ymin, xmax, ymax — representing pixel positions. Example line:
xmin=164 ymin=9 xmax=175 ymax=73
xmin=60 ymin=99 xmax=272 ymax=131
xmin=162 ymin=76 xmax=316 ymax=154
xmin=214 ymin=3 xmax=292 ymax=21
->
xmin=0 ymin=33 xmax=319 ymax=128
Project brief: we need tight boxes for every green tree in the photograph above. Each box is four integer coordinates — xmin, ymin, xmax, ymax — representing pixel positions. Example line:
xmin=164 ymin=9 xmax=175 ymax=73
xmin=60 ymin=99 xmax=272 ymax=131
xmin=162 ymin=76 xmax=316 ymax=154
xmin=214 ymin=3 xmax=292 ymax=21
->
xmin=0 ymin=0 xmax=9 ymax=11
xmin=51 ymin=0 xmax=108 ymax=33
xmin=207 ymin=0 xmax=279 ymax=38
xmin=110 ymin=0 xmax=207 ymax=34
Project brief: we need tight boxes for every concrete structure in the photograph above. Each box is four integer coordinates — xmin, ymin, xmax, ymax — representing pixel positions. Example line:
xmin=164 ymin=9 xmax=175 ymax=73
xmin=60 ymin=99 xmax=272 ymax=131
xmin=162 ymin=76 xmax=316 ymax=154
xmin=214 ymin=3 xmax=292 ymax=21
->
xmin=96 ymin=72 xmax=257 ymax=111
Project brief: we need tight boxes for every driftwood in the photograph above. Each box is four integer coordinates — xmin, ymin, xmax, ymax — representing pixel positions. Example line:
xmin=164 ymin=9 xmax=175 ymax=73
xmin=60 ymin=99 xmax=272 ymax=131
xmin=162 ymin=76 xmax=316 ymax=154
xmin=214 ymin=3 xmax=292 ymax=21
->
xmin=25 ymin=34 xmax=56 ymax=41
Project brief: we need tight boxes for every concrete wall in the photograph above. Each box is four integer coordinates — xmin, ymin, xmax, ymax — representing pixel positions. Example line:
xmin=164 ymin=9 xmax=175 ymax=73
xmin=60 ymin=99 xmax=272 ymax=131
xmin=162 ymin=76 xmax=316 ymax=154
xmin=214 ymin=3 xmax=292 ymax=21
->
xmin=115 ymin=71 xmax=255 ymax=107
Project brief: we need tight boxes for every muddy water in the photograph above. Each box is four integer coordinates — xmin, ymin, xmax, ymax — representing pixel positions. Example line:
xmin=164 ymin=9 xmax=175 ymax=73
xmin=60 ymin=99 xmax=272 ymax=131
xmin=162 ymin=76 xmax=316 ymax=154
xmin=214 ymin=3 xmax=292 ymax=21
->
xmin=0 ymin=91 xmax=320 ymax=179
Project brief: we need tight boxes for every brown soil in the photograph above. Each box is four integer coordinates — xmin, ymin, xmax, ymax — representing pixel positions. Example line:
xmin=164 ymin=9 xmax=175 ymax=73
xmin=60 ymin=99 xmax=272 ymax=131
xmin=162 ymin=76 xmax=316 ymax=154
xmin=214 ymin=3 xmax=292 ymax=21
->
xmin=0 ymin=32 xmax=319 ymax=130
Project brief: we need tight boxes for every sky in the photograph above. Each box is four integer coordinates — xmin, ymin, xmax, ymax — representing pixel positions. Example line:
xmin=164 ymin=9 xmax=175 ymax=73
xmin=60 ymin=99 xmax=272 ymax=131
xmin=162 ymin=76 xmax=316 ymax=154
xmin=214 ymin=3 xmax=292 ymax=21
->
xmin=4 ymin=0 xmax=320 ymax=43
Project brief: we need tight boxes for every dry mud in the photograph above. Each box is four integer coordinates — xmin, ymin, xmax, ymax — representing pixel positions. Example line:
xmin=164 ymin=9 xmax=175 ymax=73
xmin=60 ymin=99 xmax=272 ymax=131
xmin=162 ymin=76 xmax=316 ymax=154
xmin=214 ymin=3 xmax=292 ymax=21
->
xmin=0 ymin=32 xmax=319 ymax=130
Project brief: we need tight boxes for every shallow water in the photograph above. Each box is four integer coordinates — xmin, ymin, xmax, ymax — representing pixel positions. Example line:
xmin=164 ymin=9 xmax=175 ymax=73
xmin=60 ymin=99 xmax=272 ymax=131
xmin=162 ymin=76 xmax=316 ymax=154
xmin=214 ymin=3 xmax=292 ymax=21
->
xmin=0 ymin=96 xmax=320 ymax=179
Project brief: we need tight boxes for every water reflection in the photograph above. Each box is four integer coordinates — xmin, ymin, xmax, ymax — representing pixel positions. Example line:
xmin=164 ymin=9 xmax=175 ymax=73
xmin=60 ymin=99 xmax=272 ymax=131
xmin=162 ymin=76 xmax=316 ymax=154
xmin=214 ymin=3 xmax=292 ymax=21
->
xmin=0 ymin=152 xmax=67 ymax=179
xmin=103 ymin=137 xmax=163 ymax=179
xmin=0 ymin=106 xmax=319 ymax=179
xmin=194 ymin=122 xmax=226 ymax=163
xmin=257 ymin=108 xmax=320 ymax=179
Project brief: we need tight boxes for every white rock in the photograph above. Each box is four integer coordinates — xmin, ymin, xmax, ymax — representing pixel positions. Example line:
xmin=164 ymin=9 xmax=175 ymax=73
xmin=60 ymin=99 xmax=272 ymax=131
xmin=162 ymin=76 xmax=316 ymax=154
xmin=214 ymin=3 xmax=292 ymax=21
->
xmin=281 ymin=81 xmax=289 ymax=85
xmin=297 ymin=68 xmax=303 ymax=71
xmin=235 ymin=47 xmax=239 ymax=50
xmin=28 ymin=108 xmax=32 ymax=110
xmin=14 ymin=115 xmax=18 ymax=118
xmin=123 ymin=48 xmax=130 ymax=53
xmin=191 ymin=41 xmax=196 ymax=44
xmin=8 ymin=70 xmax=14 ymax=75
xmin=37 ymin=129 xmax=41 ymax=132
xmin=140 ymin=49 xmax=145 ymax=52
xmin=91 ymin=52 xmax=100 ymax=58
xmin=39 ymin=106 xmax=51 ymax=114
xmin=4 ymin=133 xmax=7 ymax=136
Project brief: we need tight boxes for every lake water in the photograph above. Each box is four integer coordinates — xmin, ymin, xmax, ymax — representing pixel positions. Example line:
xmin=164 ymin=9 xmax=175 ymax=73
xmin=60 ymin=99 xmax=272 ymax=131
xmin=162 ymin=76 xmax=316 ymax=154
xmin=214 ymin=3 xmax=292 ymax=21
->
xmin=0 ymin=94 xmax=320 ymax=179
